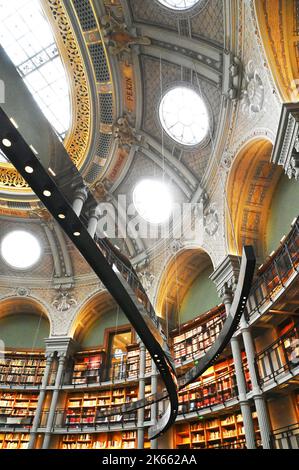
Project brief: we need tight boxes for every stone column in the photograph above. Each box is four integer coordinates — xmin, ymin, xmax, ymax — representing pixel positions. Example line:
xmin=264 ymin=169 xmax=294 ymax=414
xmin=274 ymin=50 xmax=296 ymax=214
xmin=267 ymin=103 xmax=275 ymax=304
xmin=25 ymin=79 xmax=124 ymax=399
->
xmin=28 ymin=352 xmax=54 ymax=449
xmin=221 ymin=283 xmax=256 ymax=449
xmin=72 ymin=186 xmax=88 ymax=217
xmin=87 ymin=208 xmax=99 ymax=238
xmin=42 ymin=352 xmax=67 ymax=449
xmin=150 ymin=360 xmax=158 ymax=449
xmin=137 ymin=341 xmax=146 ymax=449
xmin=240 ymin=319 xmax=272 ymax=449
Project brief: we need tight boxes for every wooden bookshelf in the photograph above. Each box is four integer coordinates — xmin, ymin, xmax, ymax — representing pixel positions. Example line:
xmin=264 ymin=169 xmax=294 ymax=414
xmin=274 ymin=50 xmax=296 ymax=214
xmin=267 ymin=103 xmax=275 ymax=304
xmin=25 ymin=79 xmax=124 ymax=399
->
xmin=0 ymin=433 xmax=30 ymax=449
xmin=178 ymin=355 xmax=251 ymax=413
xmin=0 ymin=392 xmax=38 ymax=426
xmin=175 ymin=410 xmax=260 ymax=449
xmin=72 ymin=351 xmax=105 ymax=385
xmin=59 ymin=430 xmax=149 ymax=449
xmin=65 ymin=384 xmax=151 ymax=426
xmin=126 ymin=347 xmax=152 ymax=380
xmin=0 ymin=352 xmax=46 ymax=386
xmin=172 ymin=308 xmax=226 ymax=367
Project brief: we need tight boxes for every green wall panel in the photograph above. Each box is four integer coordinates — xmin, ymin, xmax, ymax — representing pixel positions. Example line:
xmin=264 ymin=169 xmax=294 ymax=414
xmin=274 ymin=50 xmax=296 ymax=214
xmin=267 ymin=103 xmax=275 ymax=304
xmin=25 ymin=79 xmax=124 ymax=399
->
xmin=179 ymin=266 xmax=218 ymax=323
xmin=0 ymin=314 xmax=49 ymax=349
xmin=81 ymin=309 xmax=128 ymax=348
xmin=267 ymin=174 xmax=299 ymax=253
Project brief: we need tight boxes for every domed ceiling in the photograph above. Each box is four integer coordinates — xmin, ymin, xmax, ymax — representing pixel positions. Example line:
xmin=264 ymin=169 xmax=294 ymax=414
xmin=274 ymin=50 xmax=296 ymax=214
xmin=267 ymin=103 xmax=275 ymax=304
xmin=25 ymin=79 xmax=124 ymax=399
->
xmin=0 ymin=0 xmax=284 ymax=312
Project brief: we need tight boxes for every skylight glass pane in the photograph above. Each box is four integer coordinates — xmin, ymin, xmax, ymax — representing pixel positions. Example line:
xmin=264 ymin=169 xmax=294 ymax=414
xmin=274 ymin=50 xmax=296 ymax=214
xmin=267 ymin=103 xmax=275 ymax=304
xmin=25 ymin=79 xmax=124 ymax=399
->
xmin=158 ymin=0 xmax=200 ymax=10
xmin=159 ymin=87 xmax=209 ymax=146
xmin=0 ymin=0 xmax=70 ymax=138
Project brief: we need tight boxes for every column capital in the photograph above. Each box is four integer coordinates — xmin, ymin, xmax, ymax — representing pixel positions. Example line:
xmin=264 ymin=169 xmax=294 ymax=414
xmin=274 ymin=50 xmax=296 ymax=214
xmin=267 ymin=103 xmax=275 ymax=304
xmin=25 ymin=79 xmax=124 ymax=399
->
xmin=45 ymin=336 xmax=80 ymax=358
xmin=73 ymin=185 xmax=88 ymax=202
xmin=210 ymin=254 xmax=241 ymax=297
xmin=45 ymin=351 xmax=55 ymax=362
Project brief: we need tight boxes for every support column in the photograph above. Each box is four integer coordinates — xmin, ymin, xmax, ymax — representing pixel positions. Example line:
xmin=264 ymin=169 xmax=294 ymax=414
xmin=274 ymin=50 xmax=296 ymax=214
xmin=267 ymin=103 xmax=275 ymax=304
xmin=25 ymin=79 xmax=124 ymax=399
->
xmin=221 ymin=284 xmax=256 ymax=449
xmin=87 ymin=208 xmax=99 ymax=238
xmin=72 ymin=186 xmax=88 ymax=217
xmin=137 ymin=341 xmax=146 ymax=449
xmin=150 ymin=360 xmax=158 ymax=449
xmin=28 ymin=353 xmax=53 ymax=449
xmin=42 ymin=352 xmax=67 ymax=449
xmin=240 ymin=319 xmax=272 ymax=449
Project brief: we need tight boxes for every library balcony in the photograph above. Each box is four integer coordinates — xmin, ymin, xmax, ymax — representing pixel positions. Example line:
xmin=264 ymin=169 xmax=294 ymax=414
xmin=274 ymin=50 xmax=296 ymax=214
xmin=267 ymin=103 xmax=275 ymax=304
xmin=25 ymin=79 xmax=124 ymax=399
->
xmin=255 ymin=324 xmax=299 ymax=389
xmin=247 ymin=217 xmax=299 ymax=324
xmin=270 ymin=423 xmax=299 ymax=449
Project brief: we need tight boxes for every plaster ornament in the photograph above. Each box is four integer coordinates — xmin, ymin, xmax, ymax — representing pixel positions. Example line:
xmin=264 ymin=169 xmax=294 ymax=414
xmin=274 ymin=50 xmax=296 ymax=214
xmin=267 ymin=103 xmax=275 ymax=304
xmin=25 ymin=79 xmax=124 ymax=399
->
xmin=204 ymin=206 xmax=219 ymax=236
xmin=241 ymin=60 xmax=264 ymax=115
xmin=169 ymin=239 xmax=183 ymax=254
xmin=139 ymin=271 xmax=156 ymax=294
xmin=16 ymin=287 xmax=30 ymax=297
xmin=52 ymin=290 xmax=77 ymax=312
xmin=221 ymin=152 xmax=233 ymax=171
xmin=113 ymin=115 xmax=148 ymax=149
xmin=102 ymin=15 xmax=151 ymax=56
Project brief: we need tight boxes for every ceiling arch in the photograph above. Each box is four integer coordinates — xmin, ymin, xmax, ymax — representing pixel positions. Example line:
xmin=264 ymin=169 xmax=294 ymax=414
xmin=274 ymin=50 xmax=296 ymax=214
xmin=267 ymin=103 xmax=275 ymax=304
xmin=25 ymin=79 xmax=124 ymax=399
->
xmin=70 ymin=290 xmax=120 ymax=343
xmin=155 ymin=247 xmax=214 ymax=323
xmin=226 ymin=138 xmax=282 ymax=262
xmin=0 ymin=295 xmax=51 ymax=324
xmin=254 ymin=0 xmax=299 ymax=103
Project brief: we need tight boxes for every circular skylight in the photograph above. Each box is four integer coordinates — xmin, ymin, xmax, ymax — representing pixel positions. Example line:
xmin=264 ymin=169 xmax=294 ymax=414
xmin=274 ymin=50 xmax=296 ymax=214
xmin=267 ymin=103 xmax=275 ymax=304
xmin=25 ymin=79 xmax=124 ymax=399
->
xmin=133 ymin=179 xmax=173 ymax=224
xmin=1 ymin=230 xmax=41 ymax=269
xmin=159 ymin=87 xmax=209 ymax=146
xmin=158 ymin=0 xmax=200 ymax=10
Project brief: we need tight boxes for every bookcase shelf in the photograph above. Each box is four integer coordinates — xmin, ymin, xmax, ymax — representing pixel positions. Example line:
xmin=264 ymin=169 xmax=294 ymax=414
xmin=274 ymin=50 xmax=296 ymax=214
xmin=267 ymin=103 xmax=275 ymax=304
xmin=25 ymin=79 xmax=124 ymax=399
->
xmin=178 ymin=355 xmax=250 ymax=414
xmin=59 ymin=431 xmax=150 ymax=449
xmin=64 ymin=384 xmax=151 ymax=427
xmin=71 ymin=351 xmax=105 ymax=386
xmin=175 ymin=410 xmax=260 ymax=449
xmin=0 ymin=392 xmax=38 ymax=427
xmin=0 ymin=352 xmax=46 ymax=386
xmin=0 ymin=433 xmax=30 ymax=449
xmin=171 ymin=307 xmax=226 ymax=367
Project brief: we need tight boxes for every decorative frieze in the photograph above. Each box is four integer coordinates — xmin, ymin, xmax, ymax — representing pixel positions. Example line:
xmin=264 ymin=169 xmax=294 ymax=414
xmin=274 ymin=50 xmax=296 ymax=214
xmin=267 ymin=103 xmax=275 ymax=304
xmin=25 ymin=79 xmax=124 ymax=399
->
xmin=272 ymin=103 xmax=299 ymax=180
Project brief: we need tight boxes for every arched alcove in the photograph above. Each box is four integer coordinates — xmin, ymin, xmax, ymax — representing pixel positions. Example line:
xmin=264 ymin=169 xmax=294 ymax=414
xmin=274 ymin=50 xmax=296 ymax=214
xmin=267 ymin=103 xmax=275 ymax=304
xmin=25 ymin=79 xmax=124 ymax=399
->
xmin=0 ymin=297 xmax=50 ymax=349
xmin=226 ymin=139 xmax=282 ymax=262
xmin=156 ymin=248 xmax=218 ymax=325
xmin=71 ymin=292 xmax=129 ymax=348
xmin=266 ymin=173 xmax=299 ymax=253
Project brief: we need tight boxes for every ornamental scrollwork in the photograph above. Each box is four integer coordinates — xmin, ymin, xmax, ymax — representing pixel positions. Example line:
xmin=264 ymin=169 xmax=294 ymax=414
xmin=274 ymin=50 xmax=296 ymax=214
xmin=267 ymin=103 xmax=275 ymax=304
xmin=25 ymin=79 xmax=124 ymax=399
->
xmin=241 ymin=60 xmax=264 ymax=116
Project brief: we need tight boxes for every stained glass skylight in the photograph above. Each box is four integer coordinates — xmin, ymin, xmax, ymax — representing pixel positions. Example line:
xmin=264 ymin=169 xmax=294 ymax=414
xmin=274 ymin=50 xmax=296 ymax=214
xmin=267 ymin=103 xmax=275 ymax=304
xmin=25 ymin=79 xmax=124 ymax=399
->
xmin=158 ymin=0 xmax=200 ymax=10
xmin=0 ymin=0 xmax=70 ymax=138
xmin=159 ymin=86 xmax=209 ymax=146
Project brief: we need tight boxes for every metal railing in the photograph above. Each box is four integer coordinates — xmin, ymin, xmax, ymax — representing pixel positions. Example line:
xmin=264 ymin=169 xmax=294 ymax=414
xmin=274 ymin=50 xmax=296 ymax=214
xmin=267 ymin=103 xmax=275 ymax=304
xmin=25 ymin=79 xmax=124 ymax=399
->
xmin=247 ymin=218 xmax=299 ymax=317
xmin=95 ymin=236 xmax=160 ymax=329
xmin=270 ymin=423 xmax=299 ymax=449
xmin=38 ymin=408 xmax=151 ymax=431
xmin=178 ymin=370 xmax=239 ymax=414
xmin=255 ymin=324 xmax=299 ymax=385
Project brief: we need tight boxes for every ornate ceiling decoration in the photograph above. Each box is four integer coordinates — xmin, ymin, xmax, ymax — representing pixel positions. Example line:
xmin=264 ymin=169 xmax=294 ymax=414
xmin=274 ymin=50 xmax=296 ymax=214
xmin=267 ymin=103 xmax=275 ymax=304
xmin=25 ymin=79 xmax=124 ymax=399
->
xmin=226 ymin=139 xmax=282 ymax=261
xmin=254 ymin=0 xmax=299 ymax=103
